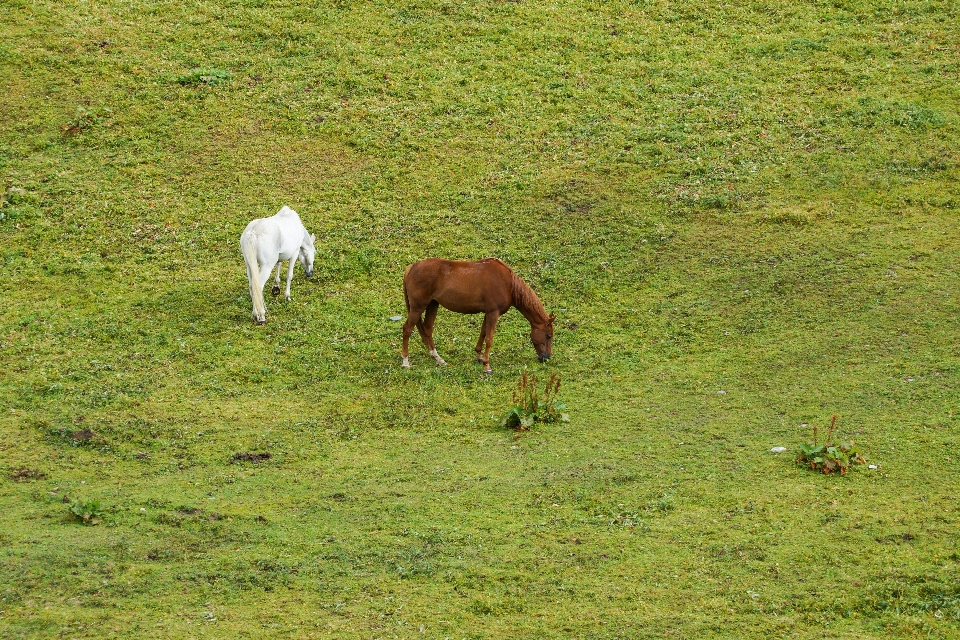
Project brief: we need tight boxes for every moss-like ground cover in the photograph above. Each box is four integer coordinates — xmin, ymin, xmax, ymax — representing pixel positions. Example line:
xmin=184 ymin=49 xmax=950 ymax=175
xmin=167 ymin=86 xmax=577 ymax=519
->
xmin=1 ymin=0 xmax=958 ymax=637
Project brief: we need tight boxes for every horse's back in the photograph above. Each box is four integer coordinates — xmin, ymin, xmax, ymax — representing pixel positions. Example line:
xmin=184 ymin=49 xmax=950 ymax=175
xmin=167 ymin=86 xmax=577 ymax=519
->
xmin=242 ymin=207 xmax=301 ymax=236
xmin=406 ymin=258 xmax=510 ymax=284
xmin=241 ymin=207 xmax=306 ymax=260
xmin=273 ymin=205 xmax=302 ymax=225
xmin=240 ymin=217 xmax=280 ymax=247
xmin=405 ymin=258 xmax=513 ymax=313
xmin=408 ymin=256 xmax=509 ymax=273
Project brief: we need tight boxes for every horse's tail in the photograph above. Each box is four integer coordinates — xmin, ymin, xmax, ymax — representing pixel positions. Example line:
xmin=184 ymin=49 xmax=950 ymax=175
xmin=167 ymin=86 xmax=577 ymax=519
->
xmin=402 ymin=264 xmax=413 ymax=316
xmin=241 ymin=231 xmax=266 ymax=324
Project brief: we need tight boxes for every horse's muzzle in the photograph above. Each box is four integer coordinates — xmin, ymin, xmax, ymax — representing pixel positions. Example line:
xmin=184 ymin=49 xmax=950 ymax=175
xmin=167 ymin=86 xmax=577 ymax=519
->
xmin=538 ymin=354 xmax=551 ymax=363
xmin=305 ymin=268 xmax=314 ymax=278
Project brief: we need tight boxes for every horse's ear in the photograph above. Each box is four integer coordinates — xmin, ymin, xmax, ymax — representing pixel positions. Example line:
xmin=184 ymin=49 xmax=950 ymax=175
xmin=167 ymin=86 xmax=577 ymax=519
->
xmin=310 ymin=233 xmax=315 ymax=242
xmin=548 ymin=313 xmax=555 ymax=322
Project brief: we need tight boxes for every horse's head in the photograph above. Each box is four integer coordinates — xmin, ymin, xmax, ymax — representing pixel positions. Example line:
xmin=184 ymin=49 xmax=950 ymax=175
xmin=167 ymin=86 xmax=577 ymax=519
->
xmin=531 ymin=313 xmax=555 ymax=362
xmin=299 ymin=233 xmax=316 ymax=277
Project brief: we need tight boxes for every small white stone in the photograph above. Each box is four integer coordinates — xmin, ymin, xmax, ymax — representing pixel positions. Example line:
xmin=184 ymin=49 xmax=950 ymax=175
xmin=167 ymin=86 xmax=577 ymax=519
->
xmin=389 ymin=315 xmax=402 ymax=321
xmin=770 ymin=446 xmax=787 ymax=453
xmin=510 ymin=445 xmax=519 ymax=450
xmin=868 ymin=464 xmax=878 ymax=470
xmin=716 ymin=390 xmax=727 ymax=395
xmin=140 ymin=508 xmax=146 ymax=512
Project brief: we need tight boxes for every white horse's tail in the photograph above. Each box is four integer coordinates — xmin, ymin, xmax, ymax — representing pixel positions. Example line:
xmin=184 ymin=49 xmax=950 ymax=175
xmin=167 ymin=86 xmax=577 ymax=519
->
xmin=241 ymin=232 xmax=266 ymax=324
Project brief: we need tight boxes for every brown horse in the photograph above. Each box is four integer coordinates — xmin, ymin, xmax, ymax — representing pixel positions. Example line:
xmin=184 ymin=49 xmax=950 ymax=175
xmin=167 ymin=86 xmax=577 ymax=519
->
xmin=401 ymin=258 xmax=554 ymax=373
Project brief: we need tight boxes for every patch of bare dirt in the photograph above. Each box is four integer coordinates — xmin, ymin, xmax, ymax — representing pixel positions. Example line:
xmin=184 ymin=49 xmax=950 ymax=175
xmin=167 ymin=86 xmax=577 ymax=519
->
xmin=231 ymin=452 xmax=272 ymax=463
xmin=7 ymin=468 xmax=47 ymax=482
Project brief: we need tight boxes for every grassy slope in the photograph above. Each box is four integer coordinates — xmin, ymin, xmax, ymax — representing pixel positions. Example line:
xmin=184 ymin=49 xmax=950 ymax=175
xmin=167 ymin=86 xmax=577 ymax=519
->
xmin=1 ymin=0 xmax=958 ymax=637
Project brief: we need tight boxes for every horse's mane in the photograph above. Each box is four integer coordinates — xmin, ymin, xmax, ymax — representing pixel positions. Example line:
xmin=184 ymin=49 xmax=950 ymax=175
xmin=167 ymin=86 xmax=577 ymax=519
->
xmin=482 ymin=258 xmax=549 ymax=322
xmin=510 ymin=272 xmax=548 ymax=322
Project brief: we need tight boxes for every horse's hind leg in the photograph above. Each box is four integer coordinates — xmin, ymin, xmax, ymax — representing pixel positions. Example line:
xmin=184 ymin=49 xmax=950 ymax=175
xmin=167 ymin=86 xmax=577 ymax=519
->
xmin=259 ymin=263 xmax=274 ymax=293
xmin=251 ymin=262 xmax=273 ymax=324
xmin=421 ymin=300 xmax=446 ymax=366
xmin=401 ymin=305 xmax=426 ymax=368
xmin=246 ymin=264 xmax=260 ymax=322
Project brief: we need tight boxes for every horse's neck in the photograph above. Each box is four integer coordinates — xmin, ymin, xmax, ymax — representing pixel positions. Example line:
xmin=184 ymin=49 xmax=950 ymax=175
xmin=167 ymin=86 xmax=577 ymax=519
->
xmin=511 ymin=278 xmax=548 ymax=325
xmin=517 ymin=306 xmax=545 ymax=327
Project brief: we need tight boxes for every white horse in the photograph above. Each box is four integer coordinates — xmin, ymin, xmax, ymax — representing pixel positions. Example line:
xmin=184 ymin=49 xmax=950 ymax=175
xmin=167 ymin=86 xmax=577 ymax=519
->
xmin=240 ymin=206 xmax=316 ymax=324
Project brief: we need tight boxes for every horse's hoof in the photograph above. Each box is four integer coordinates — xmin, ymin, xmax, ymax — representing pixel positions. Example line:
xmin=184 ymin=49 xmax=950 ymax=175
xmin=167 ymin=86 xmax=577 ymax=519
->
xmin=272 ymin=285 xmax=281 ymax=296
xmin=436 ymin=359 xmax=447 ymax=367
xmin=483 ymin=368 xmax=493 ymax=375
xmin=256 ymin=319 xmax=266 ymax=326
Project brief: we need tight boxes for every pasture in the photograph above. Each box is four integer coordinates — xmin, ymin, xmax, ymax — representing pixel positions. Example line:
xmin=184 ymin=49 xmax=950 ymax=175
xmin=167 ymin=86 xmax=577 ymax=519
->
xmin=1 ymin=0 xmax=958 ymax=637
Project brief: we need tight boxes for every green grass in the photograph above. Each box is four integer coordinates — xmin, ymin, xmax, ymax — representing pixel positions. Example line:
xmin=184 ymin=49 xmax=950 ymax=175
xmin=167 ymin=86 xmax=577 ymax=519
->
xmin=1 ymin=0 xmax=959 ymax=637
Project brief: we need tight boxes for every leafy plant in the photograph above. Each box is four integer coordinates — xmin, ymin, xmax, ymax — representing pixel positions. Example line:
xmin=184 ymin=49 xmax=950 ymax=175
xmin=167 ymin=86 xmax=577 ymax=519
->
xmin=500 ymin=371 xmax=569 ymax=430
xmin=797 ymin=415 xmax=866 ymax=475
xmin=61 ymin=106 xmax=113 ymax=136
xmin=1 ymin=186 xmax=27 ymax=214
xmin=173 ymin=68 xmax=229 ymax=86
xmin=69 ymin=498 xmax=104 ymax=525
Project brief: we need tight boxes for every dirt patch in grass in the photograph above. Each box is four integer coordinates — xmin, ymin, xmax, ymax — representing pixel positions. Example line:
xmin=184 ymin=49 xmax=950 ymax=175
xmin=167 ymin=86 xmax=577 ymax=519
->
xmin=231 ymin=452 xmax=272 ymax=463
xmin=176 ymin=506 xmax=224 ymax=520
xmin=7 ymin=468 xmax=48 ymax=482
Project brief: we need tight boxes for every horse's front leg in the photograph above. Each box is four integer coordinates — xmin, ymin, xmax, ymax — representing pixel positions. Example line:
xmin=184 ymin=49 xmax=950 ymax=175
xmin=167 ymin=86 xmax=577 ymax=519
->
xmin=272 ymin=262 xmax=283 ymax=296
xmin=475 ymin=322 xmax=487 ymax=364
xmin=284 ymin=258 xmax=295 ymax=301
xmin=478 ymin=311 xmax=500 ymax=374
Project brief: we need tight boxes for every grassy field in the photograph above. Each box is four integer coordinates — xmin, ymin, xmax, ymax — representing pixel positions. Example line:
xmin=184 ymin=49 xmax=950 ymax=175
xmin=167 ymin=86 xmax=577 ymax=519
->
xmin=2 ymin=0 xmax=959 ymax=637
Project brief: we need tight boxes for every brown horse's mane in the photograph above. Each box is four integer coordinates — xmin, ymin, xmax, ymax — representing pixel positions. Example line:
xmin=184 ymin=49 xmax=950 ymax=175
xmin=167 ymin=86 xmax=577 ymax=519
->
xmin=510 ymin=273 xmax=548 ymax=323
xmin=481 ymin=257 xmax=549 ymax=323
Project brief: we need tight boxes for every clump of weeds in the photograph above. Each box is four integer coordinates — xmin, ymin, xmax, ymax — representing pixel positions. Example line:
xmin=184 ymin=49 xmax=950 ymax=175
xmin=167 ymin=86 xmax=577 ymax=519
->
xmin=61 ymin=106 xmax=112 ymax=136
xmin=173 ymin=68 xmax=229 ymax=86
xmin=501 ymin=371 xmax=569 ymax=431
xmin=797 ymin=415 xmax=866 ymax=475
xmin=68 ymin=498 xmax=104 ymax=525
